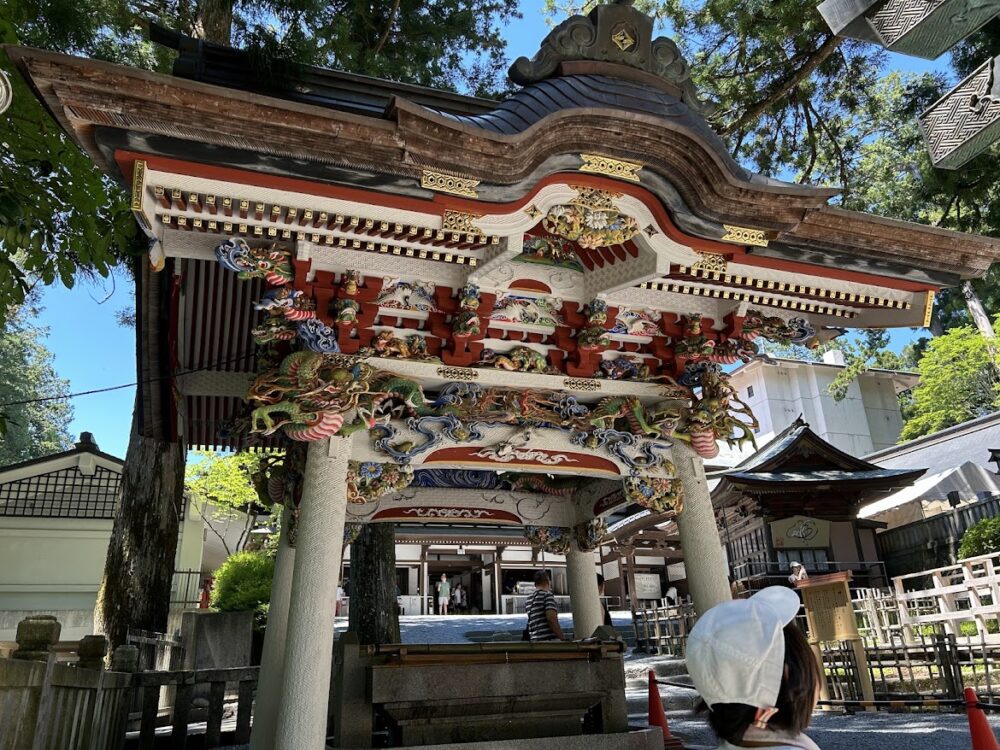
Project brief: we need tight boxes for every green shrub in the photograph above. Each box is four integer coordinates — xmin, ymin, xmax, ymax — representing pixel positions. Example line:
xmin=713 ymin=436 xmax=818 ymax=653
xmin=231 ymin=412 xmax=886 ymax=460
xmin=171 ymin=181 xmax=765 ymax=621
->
xmin=959 ymin=517 xmax=1000 ymax=560
xmin=211 ymin=551 xmax=274 ymax=628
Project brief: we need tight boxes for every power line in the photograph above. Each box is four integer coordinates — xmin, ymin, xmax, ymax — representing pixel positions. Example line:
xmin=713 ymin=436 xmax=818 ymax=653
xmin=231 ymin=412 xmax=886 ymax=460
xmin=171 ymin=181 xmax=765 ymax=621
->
xmin=0 ymin=353 xmax=257 ymax=409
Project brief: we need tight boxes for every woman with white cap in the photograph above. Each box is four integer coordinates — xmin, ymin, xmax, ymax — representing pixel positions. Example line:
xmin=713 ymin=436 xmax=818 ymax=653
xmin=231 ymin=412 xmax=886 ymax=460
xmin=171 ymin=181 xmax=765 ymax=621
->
xmin=686 ymin=587 xmax=821 ymax=749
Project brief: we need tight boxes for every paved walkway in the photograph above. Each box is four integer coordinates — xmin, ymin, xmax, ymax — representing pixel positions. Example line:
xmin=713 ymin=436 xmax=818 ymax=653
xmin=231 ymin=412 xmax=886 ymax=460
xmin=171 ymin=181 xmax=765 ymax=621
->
xmin=388 ymin=613 xmax=999 ymax=750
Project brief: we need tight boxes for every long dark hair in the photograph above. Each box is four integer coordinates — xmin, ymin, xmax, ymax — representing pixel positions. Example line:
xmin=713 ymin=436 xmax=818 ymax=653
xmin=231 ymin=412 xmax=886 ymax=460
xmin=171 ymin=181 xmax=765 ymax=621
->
xmin=700 ymin=624 xmax=820 ymax=744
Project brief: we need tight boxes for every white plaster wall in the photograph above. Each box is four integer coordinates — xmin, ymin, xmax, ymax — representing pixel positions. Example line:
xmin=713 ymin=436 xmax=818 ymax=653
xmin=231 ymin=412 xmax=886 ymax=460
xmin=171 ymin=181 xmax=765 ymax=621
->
xmin=0 ymin=518 xmax=109 ymax=641
xmin=859 ymin=376 xmax=905 ymax=452
xmin=0 ymin=496 xmax=206 ymax=642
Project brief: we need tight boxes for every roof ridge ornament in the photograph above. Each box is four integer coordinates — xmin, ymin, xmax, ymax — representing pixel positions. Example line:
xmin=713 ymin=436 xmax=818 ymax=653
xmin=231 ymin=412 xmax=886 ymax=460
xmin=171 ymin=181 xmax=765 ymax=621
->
xmin=509 ymin=1 xmax=707 ymax=114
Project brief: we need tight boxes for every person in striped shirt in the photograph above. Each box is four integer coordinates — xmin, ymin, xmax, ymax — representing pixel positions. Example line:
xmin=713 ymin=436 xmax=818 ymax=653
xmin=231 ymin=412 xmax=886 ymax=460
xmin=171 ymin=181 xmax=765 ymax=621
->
xmin=526 ymin=570 xmax=564 ymax=642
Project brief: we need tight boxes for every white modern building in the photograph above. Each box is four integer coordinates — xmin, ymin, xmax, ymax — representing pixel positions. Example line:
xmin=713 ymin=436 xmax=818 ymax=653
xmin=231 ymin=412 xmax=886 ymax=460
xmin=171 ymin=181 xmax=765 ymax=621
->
xmin=716 ymin=350 xmax=919 ymax=466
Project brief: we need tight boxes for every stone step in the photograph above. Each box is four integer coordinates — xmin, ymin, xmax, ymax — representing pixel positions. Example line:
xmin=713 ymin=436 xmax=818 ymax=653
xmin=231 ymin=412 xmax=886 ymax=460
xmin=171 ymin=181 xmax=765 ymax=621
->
xmin=626 ymin=684 xmax=700 ymax=715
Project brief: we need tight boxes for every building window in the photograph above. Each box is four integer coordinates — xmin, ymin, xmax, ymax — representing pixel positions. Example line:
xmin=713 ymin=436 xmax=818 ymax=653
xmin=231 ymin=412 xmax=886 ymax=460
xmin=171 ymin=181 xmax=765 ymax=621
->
xmin=777 ymin=549 xmax=831 ymax=573
xmin=747 ymin=385 xmax=755 ymax=398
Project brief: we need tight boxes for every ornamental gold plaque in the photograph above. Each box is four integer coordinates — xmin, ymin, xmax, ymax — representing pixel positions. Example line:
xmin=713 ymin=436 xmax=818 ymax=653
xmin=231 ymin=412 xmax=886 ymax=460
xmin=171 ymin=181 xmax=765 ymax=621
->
xmin=442 ymin=210 xmax=483 ymax=234
xmin=923 ymin=290 xmax=935 ymax=328
xmin=691 ymin=251 xmax=729 ymax=274
xmin=563 ymin=378 xmax=602 ymax=392
xmin=721 ymin=224 xmax=770 ymax=248
xmin=579 ymin=153 xmax=643 ymax=182
xmin=437 ymin=367 xmax=479 ymax=381
xmin=421 ymin=170 xmax=480 ymax=198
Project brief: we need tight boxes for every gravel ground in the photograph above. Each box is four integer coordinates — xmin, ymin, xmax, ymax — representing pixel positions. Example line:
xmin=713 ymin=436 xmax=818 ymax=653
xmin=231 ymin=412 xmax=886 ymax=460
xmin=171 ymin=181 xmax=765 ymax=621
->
xmin=386 ymin=613 xmax=1000 ymax=750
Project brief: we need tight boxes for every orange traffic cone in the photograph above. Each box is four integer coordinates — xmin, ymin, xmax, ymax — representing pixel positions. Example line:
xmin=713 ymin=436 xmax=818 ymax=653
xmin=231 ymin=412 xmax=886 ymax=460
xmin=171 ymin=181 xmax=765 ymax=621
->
xmin=966 ymin=688 xmax=1000 ymax=750
xmin=648 ymin=669 xmax=684 ymax=750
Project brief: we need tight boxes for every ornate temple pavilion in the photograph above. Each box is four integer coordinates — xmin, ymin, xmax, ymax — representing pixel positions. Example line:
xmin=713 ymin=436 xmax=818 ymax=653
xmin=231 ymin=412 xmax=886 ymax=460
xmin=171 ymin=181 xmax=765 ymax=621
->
xmin=9 ymin=2 xmax=1000 ymax=747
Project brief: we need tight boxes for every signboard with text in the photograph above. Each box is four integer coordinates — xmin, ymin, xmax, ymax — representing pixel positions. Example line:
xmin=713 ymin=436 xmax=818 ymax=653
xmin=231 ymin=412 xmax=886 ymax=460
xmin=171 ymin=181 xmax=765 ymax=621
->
xmin=633 ymin=573 xmax=663 ymax=600
xmin=771 ymin=515 xmax=831 ymax=550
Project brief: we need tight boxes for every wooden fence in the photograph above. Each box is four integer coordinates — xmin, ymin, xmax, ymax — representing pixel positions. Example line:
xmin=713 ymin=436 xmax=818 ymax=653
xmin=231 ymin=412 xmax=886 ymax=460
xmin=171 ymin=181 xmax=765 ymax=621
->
xmin=893 ymin=550 xmax=1000 ymax=643
xmin=0 ymin=619 xmax=258 ymax=750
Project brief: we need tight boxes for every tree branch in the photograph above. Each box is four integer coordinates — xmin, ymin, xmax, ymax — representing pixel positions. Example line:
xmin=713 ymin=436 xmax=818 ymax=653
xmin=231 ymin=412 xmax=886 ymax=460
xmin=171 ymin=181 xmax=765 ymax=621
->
xmin=719 ymin=34 xmax=841 ymax=136
xmin=373 ymin=0 xmax=401 ymax=57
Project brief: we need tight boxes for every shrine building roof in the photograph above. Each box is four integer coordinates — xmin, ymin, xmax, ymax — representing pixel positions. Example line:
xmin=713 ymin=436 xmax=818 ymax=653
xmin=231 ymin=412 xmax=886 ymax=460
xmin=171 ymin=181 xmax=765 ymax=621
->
xmin=7 ymin=0 xmax=1000 ymax=454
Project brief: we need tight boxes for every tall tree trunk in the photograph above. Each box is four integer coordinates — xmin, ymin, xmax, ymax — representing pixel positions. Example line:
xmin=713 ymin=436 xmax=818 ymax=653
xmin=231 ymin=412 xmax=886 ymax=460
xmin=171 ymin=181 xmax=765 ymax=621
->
xmin=94 ymin=407 xmax=185 ymax=651
xmin=191 ymin=0 xmax=234 ymax=45
xmin=963 ymin=281 xmax=996 ymax=340
xmin=348 ymin=524 xmax=400 ymax=644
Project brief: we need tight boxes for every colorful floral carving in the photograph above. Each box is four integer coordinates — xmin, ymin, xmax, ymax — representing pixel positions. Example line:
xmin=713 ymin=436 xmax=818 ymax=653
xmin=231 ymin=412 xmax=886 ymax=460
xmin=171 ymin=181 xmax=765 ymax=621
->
xmin=514 ymin=236 xmax=584 ymax=272
xmin=573 ymin=518 xmax=608 ymax=552
xmin=453 ymin=284 xmax=481 ymax=337
xmin=623 ymin=476 xmax=684 ymax=515
xmin=255 ymin=288 xmax=316 ymax=321
xmin=246 ymin=351 xmax=756 ymax=470
xmin=490 ymin=294 xmax=563 ymax=328
xmin=376 ymin=279 xmax=438 ymax=312
xmin=597 ymin=356 xmax=652 ymax=381
xmin=341 ymin=270 xmax=361 ymax=296
xmin=673 ymin=364 xmax=758 ymax=459
xmin=361 ymin=331 xmax=439 ymax=361
xmin=577 ymin=299 xmax=611 ymax=350
xmin=346 ymin=460 xmax=414 ymax=504
xmin=336 ymin=299 xmax=360 ymax=323
xmin=298 ymin=318 xmax=341 ymax=353
xmin=674 ymin=316 xmax=716 ymax=360
xmin=215 ymin=238 xmax=293 ymax=286
xmin=610 ymin=308 xmax=659 ymax=337
xmin=524 ymin=525 xmax=570 ymax=555
xmin=740 ymin=311 xmax=816 ymax=346
xmin=542 ymin=188 xmax=640 ymax=249
xmin=478 ymin=346 xmax=559 ymax=374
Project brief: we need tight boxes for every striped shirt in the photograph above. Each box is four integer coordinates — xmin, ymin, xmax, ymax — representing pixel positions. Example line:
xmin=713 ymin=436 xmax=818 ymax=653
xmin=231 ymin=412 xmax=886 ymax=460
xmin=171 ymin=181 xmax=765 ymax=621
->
xmin=526 ymin=589 xmax=559 ymax=641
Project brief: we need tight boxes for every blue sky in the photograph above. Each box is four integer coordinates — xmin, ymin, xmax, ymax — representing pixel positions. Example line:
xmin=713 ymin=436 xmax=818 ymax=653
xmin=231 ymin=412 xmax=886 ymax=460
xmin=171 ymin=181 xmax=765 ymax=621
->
xmin=32 ymin=2 xmax=946 ymax=458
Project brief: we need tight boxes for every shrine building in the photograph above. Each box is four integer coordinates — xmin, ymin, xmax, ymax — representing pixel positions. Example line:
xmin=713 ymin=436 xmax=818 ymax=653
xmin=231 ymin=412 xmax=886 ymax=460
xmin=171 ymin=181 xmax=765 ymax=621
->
xmin=10 ymin=2 xmax=1000 ymax=748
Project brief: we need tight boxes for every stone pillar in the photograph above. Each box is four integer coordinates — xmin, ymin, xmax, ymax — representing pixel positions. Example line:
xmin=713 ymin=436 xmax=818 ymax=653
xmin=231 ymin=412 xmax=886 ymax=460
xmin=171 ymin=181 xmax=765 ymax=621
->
xmin=273 ymin=438 xmax=350 ymax=750
xmin=13 ymin=615 xmax=60 ymax=661
xmin=250 ymin=506 xmax=297 ymax=750
xmin=565 ymin=542 xmax=603 ymax=640
xmin=673 ymin=441 xmax=731 ymax=615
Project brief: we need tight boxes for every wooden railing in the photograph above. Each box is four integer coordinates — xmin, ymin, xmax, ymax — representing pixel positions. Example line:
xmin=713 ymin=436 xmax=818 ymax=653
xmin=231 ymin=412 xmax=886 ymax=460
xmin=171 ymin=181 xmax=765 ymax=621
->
xmin=631 ymin=600 xmax=695 ymax=656
xmin=893 ymin=550 xmax=1000 ymax=642
xmin=131 ymin=667 xmax=258 ymax=749
xmin=0 ymin=617 xmax=258 ymax=750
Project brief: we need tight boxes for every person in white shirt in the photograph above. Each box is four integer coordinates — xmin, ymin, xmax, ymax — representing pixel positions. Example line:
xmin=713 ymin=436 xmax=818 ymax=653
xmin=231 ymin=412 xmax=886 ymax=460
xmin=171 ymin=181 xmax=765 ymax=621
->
xmin=335 ymin=584 xmax=345 ymax=617
xmin=787 ymin=562 xmax=809 ymax=586
xmin=687 ymin=587 xmax=822 ymax=749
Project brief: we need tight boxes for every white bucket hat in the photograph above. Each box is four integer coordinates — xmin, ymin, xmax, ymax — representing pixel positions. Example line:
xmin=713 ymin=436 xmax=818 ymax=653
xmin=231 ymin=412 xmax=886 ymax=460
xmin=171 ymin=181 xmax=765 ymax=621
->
xmin=687 ymin=587 xmax=801 ymax=713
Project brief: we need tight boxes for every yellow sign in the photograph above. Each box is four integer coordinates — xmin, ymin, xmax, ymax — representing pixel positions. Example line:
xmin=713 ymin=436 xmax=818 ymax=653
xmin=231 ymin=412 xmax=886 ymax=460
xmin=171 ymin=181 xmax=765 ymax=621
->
xmin=796 ymin=572 xmax=860 ymax=643
xmin=770 ymin=515 xmax=830 ymax=550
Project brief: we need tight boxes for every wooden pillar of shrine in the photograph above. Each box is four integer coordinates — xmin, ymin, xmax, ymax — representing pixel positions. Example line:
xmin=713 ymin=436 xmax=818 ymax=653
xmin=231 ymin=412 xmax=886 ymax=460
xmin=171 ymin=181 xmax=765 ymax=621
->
xmin=673 ymin=441 xmax=732 ymax=615
xmin=272 ymin=437 xmax=351 ymax=750
xmin=566 ymin=541 xmax=603 ymax=639
xmin=250 ymin=506 xmax=297 ymax=750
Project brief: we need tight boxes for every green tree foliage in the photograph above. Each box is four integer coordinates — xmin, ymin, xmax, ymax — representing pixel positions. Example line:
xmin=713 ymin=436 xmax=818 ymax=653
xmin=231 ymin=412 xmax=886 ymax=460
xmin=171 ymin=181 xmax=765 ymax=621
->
xmin=0 ymin=17 xmax=134 ymax=322
xmin=899 ymin=320 xmax=1000 ymax=441
xmin=186 ymin=451 xmax=271 ymax=555
xmin=959 ymin=517 xmax=1000 ymax=560
xmin=210 ymin=549 xmax=274 ymax=627
xmin=0 ymin=303 xmax=73 ymax=464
